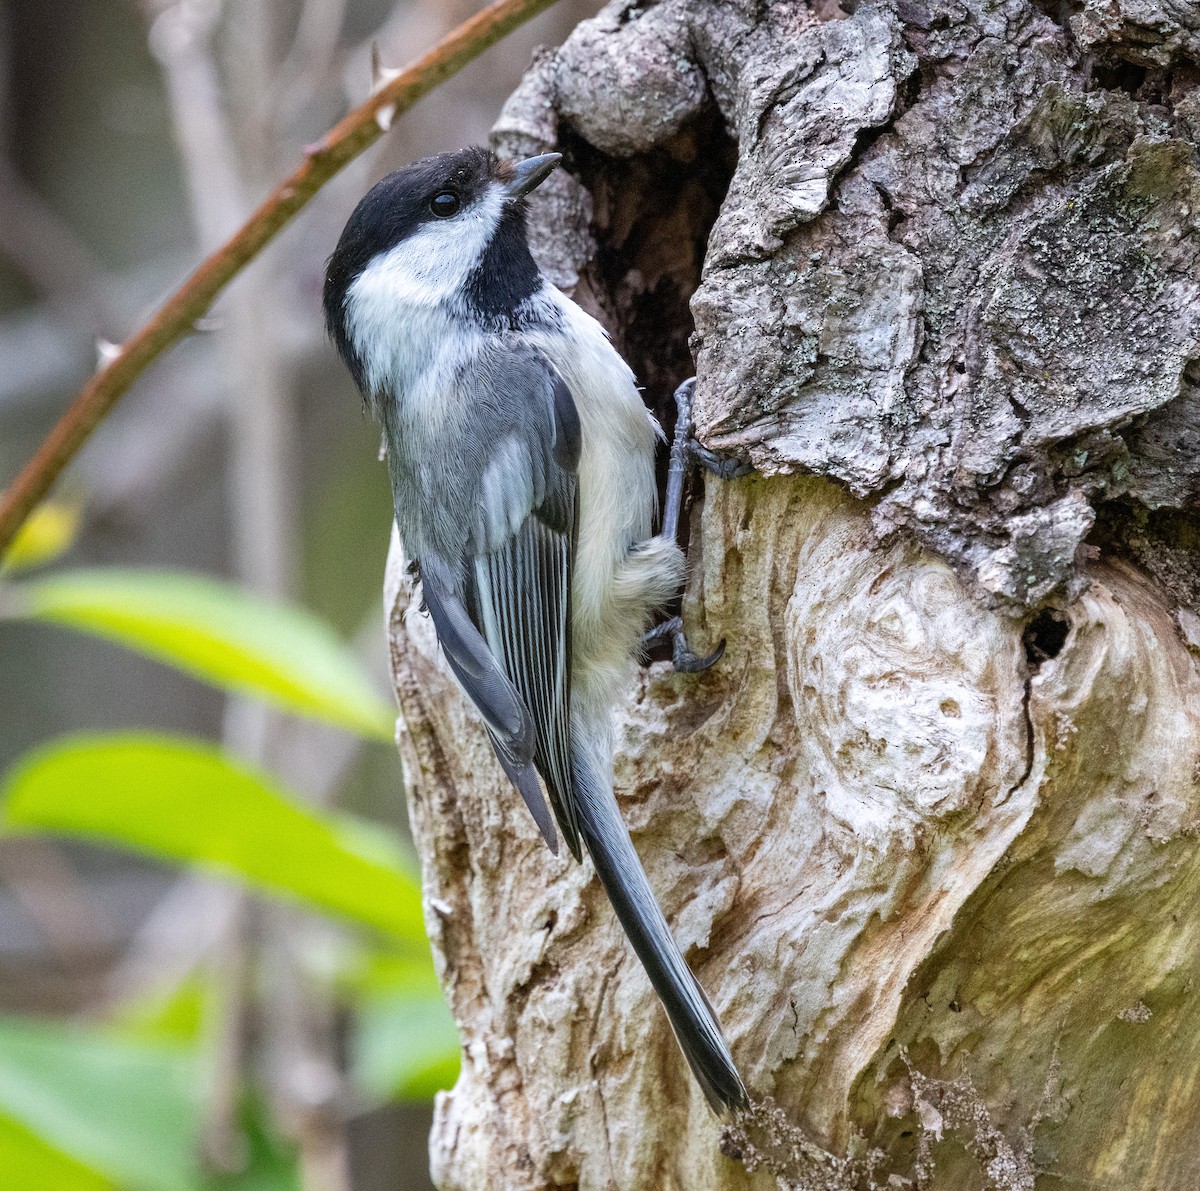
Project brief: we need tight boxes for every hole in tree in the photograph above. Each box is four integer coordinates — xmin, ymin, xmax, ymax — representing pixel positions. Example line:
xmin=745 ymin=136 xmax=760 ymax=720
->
xmin=1023 ymin=609 xmax=1070 ymax=665
xmin=557 ymin=106 xmax=738 ymax=441
xmin=558 ymin=104 xmax=738 ymax=664
xmin=1092 ymin=59 xmax=1149 ymax=97
xmin=1030 ymin=0 xmax=1084 ymax=28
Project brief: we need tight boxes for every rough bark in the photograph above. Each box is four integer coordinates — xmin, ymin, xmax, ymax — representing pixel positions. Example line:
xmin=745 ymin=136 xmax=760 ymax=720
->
xmin=383 ymin=0 xmax=1200 ymax=1187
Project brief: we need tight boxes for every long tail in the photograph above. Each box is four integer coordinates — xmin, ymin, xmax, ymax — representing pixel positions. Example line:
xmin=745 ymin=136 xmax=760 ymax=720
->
xmin=572 ymin=758 xmax=747 ymax=1115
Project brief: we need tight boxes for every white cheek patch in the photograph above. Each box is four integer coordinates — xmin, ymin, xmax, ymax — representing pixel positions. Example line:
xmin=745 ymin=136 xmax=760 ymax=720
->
xmin=343 ymin=184 xmax=505 ymax=395
xmin=347 ymin=184 xmax=506 ymax=314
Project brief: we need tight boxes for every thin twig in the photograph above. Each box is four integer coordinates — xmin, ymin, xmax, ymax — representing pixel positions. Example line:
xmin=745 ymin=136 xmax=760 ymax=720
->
xmin=0 ymin=0 xmax=560 ymax=552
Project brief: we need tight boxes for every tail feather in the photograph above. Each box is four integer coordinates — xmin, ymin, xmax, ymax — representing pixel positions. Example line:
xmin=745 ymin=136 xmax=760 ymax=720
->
xmin=572 ymin=759 xmax=747 ymax=1115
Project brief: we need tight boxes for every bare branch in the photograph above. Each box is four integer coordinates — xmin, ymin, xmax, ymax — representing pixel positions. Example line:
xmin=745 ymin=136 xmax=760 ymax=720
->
xmin=0 ymin=0 xmax=561 ymax=553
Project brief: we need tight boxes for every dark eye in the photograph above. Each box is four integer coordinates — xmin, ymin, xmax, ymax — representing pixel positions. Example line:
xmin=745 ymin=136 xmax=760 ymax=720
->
xmin=429 ymin=191 xmax=460 ymax=218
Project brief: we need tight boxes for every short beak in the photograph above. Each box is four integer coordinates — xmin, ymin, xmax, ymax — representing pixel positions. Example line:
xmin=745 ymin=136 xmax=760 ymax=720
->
xmin=503 ymin=152 xmax=562 ymax=200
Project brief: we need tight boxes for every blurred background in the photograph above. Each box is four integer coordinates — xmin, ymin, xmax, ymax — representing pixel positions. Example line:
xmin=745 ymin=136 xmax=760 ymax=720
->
xmin=0 ymin=1 xmax=599 ymax=1187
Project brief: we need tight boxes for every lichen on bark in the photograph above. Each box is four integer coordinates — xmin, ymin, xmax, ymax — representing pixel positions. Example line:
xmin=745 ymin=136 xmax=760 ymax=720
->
xmin=385 ymin=0 xmax=1200 ymax=1186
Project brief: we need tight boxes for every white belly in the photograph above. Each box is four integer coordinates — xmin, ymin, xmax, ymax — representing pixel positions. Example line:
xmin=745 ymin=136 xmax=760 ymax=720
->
xmin=522 ymin=288 xmax=680 ymax=724
xmin=523 ymin=289 xmax=660 ymax=618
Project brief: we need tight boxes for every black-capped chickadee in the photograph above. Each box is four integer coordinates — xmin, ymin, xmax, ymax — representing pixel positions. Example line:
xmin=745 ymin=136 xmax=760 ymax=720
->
xmin=324 ymin=147 xmax=746 ymax=1115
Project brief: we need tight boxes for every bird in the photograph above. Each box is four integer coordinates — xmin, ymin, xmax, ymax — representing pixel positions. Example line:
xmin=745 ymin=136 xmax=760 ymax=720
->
xmin=323 ymin=145 xmax=746 ymax=1116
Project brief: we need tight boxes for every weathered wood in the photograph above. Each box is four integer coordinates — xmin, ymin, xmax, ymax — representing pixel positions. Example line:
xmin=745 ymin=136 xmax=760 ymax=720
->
xmin=385 ymin=0 xmax=1200 ymax=1186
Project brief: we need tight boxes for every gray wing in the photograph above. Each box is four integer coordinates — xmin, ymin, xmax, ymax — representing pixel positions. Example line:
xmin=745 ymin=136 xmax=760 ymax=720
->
xmin=418 ymin=554 xmax=559 ymax=851
xmin=419 ymin=348 xmax=582 ymax=860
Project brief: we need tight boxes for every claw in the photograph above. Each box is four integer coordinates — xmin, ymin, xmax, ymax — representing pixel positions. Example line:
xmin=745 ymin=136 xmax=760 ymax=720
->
xmin=673 ymin=629 xmax=725 ymax=673
xmin=643 ymin=616 xmax=725 ymax=674
xmin=690 ymin=443 xmax=753 ymax=480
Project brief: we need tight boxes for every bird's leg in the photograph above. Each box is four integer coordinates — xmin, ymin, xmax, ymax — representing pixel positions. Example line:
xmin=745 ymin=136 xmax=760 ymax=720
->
xmin=662 ymin=380 xmax=754 ymax=547
xmin=649 ymin=378 xmax=752 ymax=673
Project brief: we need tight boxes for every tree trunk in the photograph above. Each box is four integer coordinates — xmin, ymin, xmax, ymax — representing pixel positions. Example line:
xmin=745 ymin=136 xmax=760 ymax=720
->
xmin=384 ymin=0 xmax=1200 ymax=1186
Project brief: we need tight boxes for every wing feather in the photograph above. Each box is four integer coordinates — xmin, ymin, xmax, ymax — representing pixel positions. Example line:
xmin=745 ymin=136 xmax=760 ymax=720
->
xmin=418 ymin=554 xmax=559 ymax=852
xmin=473 ymin=501 xmax=579 ymax=858
xmin=410 ymin=348 xmax=581 ymax=859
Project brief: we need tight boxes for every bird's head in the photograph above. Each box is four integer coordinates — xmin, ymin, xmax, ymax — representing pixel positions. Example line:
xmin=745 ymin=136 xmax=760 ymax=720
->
xmin=324 ymin=146 xmax=561 ymax=392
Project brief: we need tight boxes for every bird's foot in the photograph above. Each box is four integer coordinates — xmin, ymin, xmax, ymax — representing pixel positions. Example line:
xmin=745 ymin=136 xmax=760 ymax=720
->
xmin=690 ymin=441 xmax=754 ymax=481
xmin=661 ymin=378 xmax=751 ymax=545
xmin=643 ymin=615 xmax=726 ymax=673
xmin=672 ymin=378 xmax=753 ymax=476
xmin=650 ymin=378 xmax=747 ymax=673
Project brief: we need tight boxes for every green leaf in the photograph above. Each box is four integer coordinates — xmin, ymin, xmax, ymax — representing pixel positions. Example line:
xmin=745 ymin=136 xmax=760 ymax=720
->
xmin=351 ymin=992 xmax=461 ymax=1103
xmin=338 ymin=948 xmax=443 ymax=999
xmin=112 ymin=976 xmax=208 ymax=1047
xmin=0 ymin=501 xmax=81 ymax=574
xmin=12 ymin=569 xmax=395 ymax=739
xmin=0 ymin=1114 xmax=113 ymax=1191
xmin=0 ymin=1017 xmax=197 ymax=1191
xmin=204 ymin=1097 xmax=300 ymax=1191
xmin=346 ymin=940 xmax=459 ymax=1104
xmin=2 ymin=735 xmax=427 ymax=944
